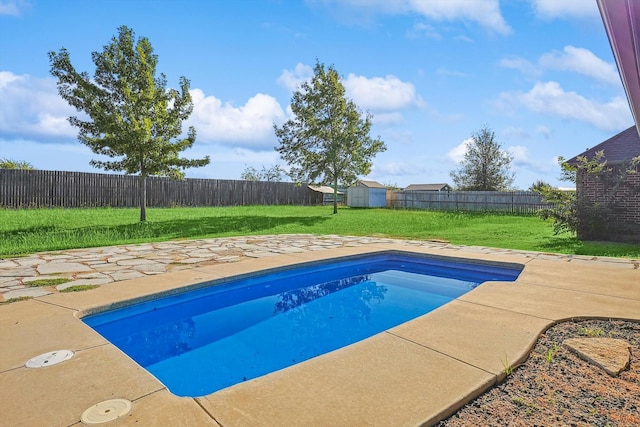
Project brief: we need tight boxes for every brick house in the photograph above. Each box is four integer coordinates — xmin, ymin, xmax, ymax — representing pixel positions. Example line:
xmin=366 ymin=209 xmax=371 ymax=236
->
xmin=566 ymin=126 xmax=640 ymax=242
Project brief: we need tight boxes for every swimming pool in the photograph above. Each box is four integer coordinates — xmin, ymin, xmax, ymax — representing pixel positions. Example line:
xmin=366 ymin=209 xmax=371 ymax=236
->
xmin=83 ymin=251 xmax=522 ymax=397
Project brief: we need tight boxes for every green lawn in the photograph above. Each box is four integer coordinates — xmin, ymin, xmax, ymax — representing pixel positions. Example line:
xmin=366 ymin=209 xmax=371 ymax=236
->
xmin=1 ymin=206 xmax=639 ymax=258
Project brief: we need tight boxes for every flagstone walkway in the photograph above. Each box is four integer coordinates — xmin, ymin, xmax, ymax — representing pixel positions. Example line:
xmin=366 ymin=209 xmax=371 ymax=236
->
xmin=1 ymin=234 xmax=636 ymax=302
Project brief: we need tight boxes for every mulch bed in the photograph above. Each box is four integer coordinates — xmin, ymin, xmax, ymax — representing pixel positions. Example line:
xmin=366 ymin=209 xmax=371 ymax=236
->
xmin=438 ymin=319 xmax=640 ymax=427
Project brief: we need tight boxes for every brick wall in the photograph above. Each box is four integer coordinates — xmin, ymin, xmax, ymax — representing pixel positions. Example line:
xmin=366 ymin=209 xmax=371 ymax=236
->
xmin=577 ymin=164 xmax=640 ymax=242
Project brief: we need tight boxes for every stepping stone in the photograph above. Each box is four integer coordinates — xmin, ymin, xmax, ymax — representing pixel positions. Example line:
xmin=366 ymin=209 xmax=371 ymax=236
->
xmin=2 ymin=288 xmax=52 ymax=300
xmin=563 ymin=337 xmax=631 ymax=376
xmin=0 ymin=260 xmax=20 ymax=269
xmin=37 ymin=262 xmax=92 ymax=274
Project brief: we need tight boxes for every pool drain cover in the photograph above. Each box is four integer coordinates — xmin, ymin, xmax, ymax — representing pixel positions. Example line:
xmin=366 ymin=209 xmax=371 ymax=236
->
xmin=81 ymin=399 xmax=132 ymax=424
xmin=25 ymin=350 xmax=74 ymax=368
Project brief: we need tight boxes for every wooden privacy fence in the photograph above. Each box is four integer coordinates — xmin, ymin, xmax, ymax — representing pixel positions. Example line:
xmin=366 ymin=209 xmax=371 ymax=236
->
xmin=0 ymin=169 xmax=323 ymax=208
xmin=388 ymin=190 xmax=553 ymax=214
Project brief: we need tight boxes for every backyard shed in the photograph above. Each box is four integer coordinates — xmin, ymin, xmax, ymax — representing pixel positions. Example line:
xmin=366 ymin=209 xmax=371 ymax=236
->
xmin=347 ymin=180 xmax=387 ymax=208
xmin=308 ymin=185 xmax=344 ymax=205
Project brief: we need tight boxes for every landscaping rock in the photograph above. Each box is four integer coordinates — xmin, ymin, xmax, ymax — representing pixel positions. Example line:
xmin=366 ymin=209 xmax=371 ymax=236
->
xmin=563 ymin=337 xmax=631 ymax=376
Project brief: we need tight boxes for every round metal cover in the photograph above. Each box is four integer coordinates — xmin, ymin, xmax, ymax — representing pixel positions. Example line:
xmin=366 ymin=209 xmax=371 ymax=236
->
xmin=81 ymin=399 xmax=132 ymax=424
xmin=25 ymin=350 xmax=74 ymax=368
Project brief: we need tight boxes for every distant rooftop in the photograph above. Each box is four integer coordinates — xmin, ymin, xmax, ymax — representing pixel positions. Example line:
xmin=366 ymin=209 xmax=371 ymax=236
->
xmin=404 ymin=183 xmax=451 ymax=191
xmin=357 ymin=180 xmax=386 ymax=189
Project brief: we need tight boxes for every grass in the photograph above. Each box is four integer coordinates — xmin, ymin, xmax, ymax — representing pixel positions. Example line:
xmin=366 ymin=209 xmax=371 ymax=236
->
xmin=25 ymin=278 xmax=71 ymax=287
xmin=545 ymin=344 xmax=560 ymax=364
xmin=578 ymin=326 xmax=606 ymax=337
xmin=60 ymin=285 xmax=100 ymax=293
xmin=501 ymin=354 xmax=515 ymax=376
xmin=0 ymin=296 xmax=32 ymax=304
xmin=1 ymin=205 xmax=639 ymax=258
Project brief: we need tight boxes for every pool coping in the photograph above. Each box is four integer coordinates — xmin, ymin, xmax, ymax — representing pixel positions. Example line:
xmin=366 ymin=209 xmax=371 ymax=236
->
xmin=1 ymin=238 xmax=639 ymax=426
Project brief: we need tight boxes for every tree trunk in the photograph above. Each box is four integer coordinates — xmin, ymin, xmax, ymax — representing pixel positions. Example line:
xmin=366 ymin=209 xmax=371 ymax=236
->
xmin=333 ymin=178 xmax=338 ymax=214
xmin=139 ymin=173 xmax=147 ymax=222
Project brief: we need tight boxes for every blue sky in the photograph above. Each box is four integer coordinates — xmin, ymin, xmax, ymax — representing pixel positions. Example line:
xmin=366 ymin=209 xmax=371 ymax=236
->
xmin=0 ymin=0 xmax=633 ymax=189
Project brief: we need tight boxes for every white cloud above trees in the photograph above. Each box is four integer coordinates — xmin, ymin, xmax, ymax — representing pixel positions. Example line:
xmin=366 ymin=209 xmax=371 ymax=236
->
xmin=0 ymin=0 xmax=27 ymax=16
xmin=276 ymin=64 xmax=423 ymax=125
xmin=539 ymin=46 xmax=620 ymax=86
xmin=0 ymin=72 xmax=76 ymax=139
xmin=188 ymin=89 xmax=286 ymax=149
xmin=343 ymin=73 xmax=423 ymax=111
xmin=314 ymin=0 xmax=511 ymax=34
xmin=529 ymin=0 xmax=599 ymax=19
xmin=495 ymin=81 xmax=632 ymax=131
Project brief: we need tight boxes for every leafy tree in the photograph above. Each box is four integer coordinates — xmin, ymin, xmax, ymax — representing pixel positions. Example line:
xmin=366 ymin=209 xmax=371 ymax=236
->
xmin=450 ymin=126 xmax=514 ymax=191
xmin=0 ymin=159 xmax=34 ymax=170
xmin=240 ymin=164 xmax=286 ymax=181
xmin=48 ymin=25 xmax=209 ymax=221
xmin=274 ymin=60 xmax=386 ymax=214
xmin=528 ymin=180 xmax=551 ymax=194
xmin=383 ymin=182 xmax=401 ymax=190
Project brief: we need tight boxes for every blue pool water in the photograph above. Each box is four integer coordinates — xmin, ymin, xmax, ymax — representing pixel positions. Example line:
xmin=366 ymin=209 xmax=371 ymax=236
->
xmin=83 ymin=252 xmax=521 ymax=397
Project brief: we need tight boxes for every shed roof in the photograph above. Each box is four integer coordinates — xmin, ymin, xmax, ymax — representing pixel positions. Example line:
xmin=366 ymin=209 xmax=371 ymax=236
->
xmin=566 ymin=126 xmax=640 ymax=165
xmin=308 ymin=185 xmax=344 ymax=194
xmin=404 ymin=183 xmax=451 ymax=191
xmin=357 ymin=180 xmax=386 ymax=189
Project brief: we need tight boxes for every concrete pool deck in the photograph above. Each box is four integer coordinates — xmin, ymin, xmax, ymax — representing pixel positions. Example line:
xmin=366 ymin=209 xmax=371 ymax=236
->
xmin=1 ymin=234 xmax=639 ymax=426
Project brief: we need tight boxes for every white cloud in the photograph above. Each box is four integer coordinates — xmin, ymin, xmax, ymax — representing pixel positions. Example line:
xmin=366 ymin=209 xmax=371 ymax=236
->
xmin=536 ymin=125 xmax=553 ymax=139
xmin=0 ymin=0 xmax=27 ymax=16
xmin=498 ymin=57 xmax=541 ymax=79
xmin=447 ymin=137 xmax=472 ymax=163
xmin=0 ymin=71 xmax=287 ymax=151
xmin=188 ymin=89 xmax=286 ymax=149
xmin=496 ymin=81 xmax=632 ymax=132
xmin=530 ymin=0 xmax=599 ymax=19
xmin=507 ymin=145 xmax=531 ymax=166
xmin=406 ymin=22 xmax=441 ymax=39
xmin=315 ymin=0 xmax=511 ymax=34
xmin=406 ymin=0 xmax=510 ymax=34
xmin=540 ymin=46 xmax=620 ymax=86
xmin=500 ymin=47 xmax=618 ymax=86
xmin=277 ymin=65 xmax=423 ymax=124
xmin=0 ymin=70 xmax=21 ymax=88
xmin=0 ymin=71 xmax=77 ymax=139
xmin=344 ymin=73 xmax=423 ymax=111
xmin=276 ymin=63 xmax=313 ymax=92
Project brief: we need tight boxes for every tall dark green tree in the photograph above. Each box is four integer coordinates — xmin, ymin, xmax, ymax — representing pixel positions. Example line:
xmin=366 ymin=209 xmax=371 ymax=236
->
xmin=450 ymin=126 xmax=514 ymax=191
xmin=48 ymin=26 xmax=209 ymax=221
xmin=274 ymin=61 xmax=386 ymax=214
